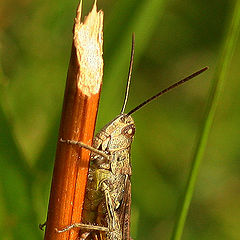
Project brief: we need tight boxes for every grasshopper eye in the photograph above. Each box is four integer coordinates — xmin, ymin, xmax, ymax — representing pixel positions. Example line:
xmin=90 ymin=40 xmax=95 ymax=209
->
xmin=120 ymin=115 xmax=127 ymax=122
xmin=121 ymin=124 xmax=135 ymax=138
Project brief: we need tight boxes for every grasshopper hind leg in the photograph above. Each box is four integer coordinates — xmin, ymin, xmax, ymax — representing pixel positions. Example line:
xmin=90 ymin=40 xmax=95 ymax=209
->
xmin=56 ymin=223 xmax=108 ymax=240
xmin=56 ymin=223 xmax=108 ymax=233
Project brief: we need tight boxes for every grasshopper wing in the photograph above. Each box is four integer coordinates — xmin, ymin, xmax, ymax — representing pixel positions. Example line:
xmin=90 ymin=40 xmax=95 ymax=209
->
xmin=119 ymin=176 xmax=131 ymax=240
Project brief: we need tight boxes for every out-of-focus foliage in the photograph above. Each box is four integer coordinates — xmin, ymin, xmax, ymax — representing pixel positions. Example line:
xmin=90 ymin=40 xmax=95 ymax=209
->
xmin=0 ymin=0 xmax=239 ymax=240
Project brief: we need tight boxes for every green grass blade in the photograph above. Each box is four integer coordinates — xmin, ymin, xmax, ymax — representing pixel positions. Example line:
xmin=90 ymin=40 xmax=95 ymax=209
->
xmin=171 ymin=1 xmax=240 ymax=240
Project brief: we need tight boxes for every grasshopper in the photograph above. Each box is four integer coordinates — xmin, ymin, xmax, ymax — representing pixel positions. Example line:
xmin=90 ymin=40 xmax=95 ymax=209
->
xmin=56 ymin=34 xmax=208 ymax=240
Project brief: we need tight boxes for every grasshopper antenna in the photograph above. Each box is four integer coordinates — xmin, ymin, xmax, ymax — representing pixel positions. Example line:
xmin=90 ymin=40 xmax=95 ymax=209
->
xmin=120 ymin=33 xmax=135 ymax=114
xmin=127 ymin=66 xmax=208 ymax=115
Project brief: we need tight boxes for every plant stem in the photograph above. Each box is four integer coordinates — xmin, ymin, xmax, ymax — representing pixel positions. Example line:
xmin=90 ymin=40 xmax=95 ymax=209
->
xmin=44 ymin=2 xmax=103 ymax=240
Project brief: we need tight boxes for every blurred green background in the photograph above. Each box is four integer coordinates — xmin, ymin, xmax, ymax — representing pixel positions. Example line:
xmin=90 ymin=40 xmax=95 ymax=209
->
xmin=1 ymin=0 xmax=240 ymax=239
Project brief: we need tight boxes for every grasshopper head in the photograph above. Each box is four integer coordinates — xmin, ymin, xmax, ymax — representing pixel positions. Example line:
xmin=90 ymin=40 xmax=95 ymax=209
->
xmin=96 ymin=114 xmax=135 ymax=152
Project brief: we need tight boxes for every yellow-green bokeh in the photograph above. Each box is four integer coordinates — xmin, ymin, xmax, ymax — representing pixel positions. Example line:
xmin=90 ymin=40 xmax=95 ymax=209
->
xmin=0 ymin=0 xmax=240 ymax=240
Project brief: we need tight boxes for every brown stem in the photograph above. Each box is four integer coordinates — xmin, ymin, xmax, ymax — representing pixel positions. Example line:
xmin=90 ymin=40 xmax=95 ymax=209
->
xmin=44 ymin=2 xmax=103 ymax=240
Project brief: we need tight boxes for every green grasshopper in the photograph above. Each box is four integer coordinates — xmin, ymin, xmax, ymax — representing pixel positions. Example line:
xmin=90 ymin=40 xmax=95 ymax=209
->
xmin=56 ymin=34 xmax=208 ymax=240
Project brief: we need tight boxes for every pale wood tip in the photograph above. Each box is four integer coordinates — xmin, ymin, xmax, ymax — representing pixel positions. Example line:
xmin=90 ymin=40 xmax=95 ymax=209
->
xmin=74 ymin=0 xmax=104 ymax=96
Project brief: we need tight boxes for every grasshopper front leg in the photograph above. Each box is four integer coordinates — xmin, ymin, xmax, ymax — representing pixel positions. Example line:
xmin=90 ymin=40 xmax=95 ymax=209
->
xmin=59 ymin=138 xmax=110 ymax=160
